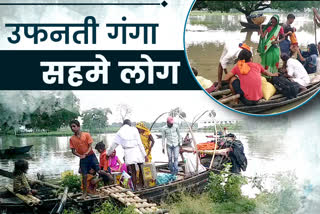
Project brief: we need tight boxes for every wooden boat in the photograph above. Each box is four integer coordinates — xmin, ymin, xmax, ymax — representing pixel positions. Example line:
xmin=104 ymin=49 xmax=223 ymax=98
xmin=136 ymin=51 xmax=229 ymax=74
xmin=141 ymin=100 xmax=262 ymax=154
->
xmin=0 ymin=152 xmax=225 ymax=212
xmin=0 ymin=145 xmax=33 ymax=157
xmin=210 ymin=81 xmax=320 ymax=114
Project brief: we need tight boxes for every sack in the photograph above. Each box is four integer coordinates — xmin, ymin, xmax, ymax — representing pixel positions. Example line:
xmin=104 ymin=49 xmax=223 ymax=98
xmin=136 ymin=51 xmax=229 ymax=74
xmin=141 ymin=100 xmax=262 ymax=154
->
xmin=272 ymin=76 xmax=300 ymax=99
xmin=120 ymin=171 xmax=133 ymax=190
xmin=261 ymin=77 xmax=276 ymax=100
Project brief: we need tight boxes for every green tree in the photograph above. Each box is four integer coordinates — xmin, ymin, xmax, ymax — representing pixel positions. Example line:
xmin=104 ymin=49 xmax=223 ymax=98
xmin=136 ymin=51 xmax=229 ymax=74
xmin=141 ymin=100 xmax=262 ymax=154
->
xmin=81 ymin=108 xmax=112 ymax=131
xmin=0 ymin=91 xmax=80 ymax=133
xmin=193 ymin=1 xmax=320 ymax=23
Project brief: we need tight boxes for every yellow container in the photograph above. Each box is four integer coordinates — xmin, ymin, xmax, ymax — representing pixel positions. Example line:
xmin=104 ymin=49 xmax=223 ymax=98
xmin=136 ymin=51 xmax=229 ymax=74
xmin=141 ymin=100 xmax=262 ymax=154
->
xmin=142 ymin=163 xmax=157 ymax=188
xmin=112 ymin=172 xmax=122 ymax=185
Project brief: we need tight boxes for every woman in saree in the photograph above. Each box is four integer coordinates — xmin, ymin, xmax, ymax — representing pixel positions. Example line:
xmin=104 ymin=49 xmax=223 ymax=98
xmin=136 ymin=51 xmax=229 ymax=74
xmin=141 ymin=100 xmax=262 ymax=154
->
xmin=107 ymin=150 xmax=127 ymax=173
xmin=136 ymin=122 xmax=155 ymax=163
xmin=258 ymin=15 xmax=285 ymax=74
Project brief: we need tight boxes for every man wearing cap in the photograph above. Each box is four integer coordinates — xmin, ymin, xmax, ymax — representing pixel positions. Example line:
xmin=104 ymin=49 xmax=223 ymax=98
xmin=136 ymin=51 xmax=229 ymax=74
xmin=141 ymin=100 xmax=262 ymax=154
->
xmin=162 ymin=116 xmax=182 ymax=175
xmin=217 ymin=43 xmax=252 ymax=91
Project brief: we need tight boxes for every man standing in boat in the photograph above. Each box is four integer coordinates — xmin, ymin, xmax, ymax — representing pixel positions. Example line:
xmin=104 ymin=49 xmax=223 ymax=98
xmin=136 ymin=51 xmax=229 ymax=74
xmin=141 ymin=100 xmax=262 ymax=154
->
xmin=107 ymin=119 xmax=146 ymax=190
xmin=162 ymin=116 xmax=182 ymax=175
xmin=216 ymin=43 xmax=252 ymax=91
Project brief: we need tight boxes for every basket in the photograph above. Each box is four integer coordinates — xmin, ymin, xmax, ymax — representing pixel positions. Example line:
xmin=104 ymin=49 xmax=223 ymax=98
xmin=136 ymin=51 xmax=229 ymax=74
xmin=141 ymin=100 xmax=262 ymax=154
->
xmin=252 ymin=16 xmax=266 ymax=25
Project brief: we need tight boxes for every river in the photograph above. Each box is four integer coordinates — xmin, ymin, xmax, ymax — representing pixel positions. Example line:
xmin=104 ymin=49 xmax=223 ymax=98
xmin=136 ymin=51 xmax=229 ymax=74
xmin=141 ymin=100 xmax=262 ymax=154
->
xmin=0 ymin=130 xmax=296 ymax=186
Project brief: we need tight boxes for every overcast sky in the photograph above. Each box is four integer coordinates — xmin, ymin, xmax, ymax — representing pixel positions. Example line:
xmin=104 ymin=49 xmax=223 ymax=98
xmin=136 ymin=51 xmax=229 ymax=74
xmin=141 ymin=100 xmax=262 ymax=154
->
xmin=73 ymin=90 xmax=244 ymax=123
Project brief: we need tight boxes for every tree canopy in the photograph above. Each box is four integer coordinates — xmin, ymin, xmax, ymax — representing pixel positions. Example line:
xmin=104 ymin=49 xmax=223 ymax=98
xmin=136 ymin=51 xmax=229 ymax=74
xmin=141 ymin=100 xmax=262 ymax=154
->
xmin=0 ymin=91 xmax=80 ymax=132
xmin=81 ymin=108 xmax=112 ymax=131
xmin=193 ymin=1 xmax=320 ymax=22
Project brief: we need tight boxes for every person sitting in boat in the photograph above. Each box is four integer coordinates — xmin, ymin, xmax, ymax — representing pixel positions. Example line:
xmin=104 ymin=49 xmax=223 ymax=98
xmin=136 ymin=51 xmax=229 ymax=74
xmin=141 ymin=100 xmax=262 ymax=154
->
xmin=216 ymin=43 xmax=252 ymax=91
xmin=94 ymin=141 xmax=114 ymax=185
xmin=224 ymin=49 xmax=278 ymax=105
xmin=191 ymin=67 xmax=216 ymax=93
xmin=281 ymin=53 xmax=310 ymax=92
xmin=81 ymin=168 xmax=102 ymax=195
xmin=107 ymin=150 xmax=128 ymax=173
xmin=296 ymin=44 xmax=318 ymax=74
xmin=258 ymin=15 xmax=285 ymax=74
xmin=183 ymin=133 xmax=192 ymax=147
xmin=280 ymin=14 xmax=296 ymax=56
xmin=136 ymin=122 xmax=155 ymax=163
xmin=13 ymin=159 xmax=37 ymax=195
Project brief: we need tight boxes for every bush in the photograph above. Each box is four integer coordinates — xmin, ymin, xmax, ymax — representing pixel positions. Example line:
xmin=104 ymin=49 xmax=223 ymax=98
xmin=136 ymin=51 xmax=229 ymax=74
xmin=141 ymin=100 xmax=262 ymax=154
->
xmin=164 ymin=193 xmax=213 ymax=214
xmin=61 ymin=174 xmax=81 ymax=193
xmin=92 ymin=200 xmax=135 ymax=214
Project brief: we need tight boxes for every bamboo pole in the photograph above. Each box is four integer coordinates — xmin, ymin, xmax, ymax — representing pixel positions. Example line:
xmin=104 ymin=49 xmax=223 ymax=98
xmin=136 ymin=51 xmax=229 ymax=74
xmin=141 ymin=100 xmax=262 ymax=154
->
xmin=218 ymin=94 xmax=240 ymax=104
xmin=56 ymin=187 xmax=68 ymax=214
xmin=5 ymin=185 xmax=40 ymax=206
xmin=209 ymin=122 xmax=218 ymax=169
xmin=210 ymin=89 xmax=231 ymax=97
xmin=315 ymin=14 xmax=318 ymax=45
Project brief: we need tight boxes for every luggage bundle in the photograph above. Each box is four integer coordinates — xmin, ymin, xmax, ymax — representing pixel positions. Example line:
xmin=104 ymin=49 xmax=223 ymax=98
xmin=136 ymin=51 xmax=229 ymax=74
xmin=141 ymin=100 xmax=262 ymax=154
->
xmin=272 ymin=76 xmax=300 ymax=99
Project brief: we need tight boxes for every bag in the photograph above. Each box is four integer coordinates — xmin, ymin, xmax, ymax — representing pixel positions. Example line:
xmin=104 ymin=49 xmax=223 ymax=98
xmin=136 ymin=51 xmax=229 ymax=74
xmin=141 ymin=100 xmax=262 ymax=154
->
xmin=261 ymin=77 xmax=276 ymax=100
xmin=272 ymin=76 xmax=300 ymax=99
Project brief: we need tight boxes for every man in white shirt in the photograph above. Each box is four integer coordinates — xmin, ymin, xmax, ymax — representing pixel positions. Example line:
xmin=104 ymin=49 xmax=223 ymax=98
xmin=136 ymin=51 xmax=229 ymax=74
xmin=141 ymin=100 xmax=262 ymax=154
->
xmin=281 ymin=53 xmax=310 ymax=90
xmin=107 ymin=119 xmax=146 ymax=190
xmin=217 ymin=43 xmax=251 ymax=91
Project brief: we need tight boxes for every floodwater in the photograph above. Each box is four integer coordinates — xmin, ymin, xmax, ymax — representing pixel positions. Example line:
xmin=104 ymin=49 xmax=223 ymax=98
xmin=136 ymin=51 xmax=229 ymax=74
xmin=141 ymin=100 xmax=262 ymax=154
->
xmin=0 ymin=130 xmax=298 ymax=185
xmin=185 ymin=12 xmax=319 ymax=82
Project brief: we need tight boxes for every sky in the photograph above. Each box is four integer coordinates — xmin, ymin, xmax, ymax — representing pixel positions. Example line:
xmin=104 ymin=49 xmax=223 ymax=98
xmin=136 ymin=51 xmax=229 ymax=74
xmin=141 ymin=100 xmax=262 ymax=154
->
xmin=73 ymin=90 xmax=244 ymax=123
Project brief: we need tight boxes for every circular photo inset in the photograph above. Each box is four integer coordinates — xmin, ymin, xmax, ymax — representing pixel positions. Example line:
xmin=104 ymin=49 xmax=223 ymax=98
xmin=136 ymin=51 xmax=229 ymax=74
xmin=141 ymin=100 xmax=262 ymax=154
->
xmin=185 ymin=1 xmax=320 ymax=115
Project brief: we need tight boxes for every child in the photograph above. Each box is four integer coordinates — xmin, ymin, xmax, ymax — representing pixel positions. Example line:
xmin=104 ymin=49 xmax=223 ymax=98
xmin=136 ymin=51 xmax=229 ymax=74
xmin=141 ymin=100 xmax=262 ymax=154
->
xmin=94 ymin=141 xmax=114 ymax=185
xmin=285 ymin=27 xmax=298 ymax=48
xmin=81 ymin=168 xmax=102 ymax=195
xmin=13 ymin=160 xmax=37 ymax=195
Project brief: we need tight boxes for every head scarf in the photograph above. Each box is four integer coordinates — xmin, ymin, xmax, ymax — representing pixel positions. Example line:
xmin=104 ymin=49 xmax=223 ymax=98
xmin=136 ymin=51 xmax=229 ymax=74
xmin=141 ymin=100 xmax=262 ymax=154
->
xmin=239 ymin=43 xmax=251 ymax=52
xmin=167 ymin=116 xmax=174 ymax=124
xmin=258 ymin=15 xmax=281 ymax=55
xmin=237 ymin=60 xmax=251 ymax=75
xmin=136 ymin=122 xmax=151 ymax=135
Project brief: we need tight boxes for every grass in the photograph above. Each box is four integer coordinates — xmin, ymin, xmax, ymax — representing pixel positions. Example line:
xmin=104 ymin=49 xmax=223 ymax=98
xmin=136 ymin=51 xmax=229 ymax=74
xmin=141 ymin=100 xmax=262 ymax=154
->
xmin=163 ymin=192 xmax=256 ymax=214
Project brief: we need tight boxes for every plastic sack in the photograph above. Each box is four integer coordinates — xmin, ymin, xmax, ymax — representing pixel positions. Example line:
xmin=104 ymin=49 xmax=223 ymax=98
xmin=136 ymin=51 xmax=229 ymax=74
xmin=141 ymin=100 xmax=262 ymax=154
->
xmin=156 ymin=173 xmax=177 ymax=185
xmin=120 ymin=171 xmax=134 ymax=190
xmin=261 ymin=76 xmax=276 ymax=100
xmin=184 ymin=152 xmax=206 ymax=176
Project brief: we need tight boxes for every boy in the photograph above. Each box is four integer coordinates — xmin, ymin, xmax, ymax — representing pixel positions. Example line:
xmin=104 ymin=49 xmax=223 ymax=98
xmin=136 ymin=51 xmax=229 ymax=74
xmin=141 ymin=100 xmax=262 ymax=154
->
xmin=94 ymin=141 xmax=114 ymax=185
xmin=81 ymin=168 xmax=102 ymax=195
xmin=69 ymin=120 xmax=105 ymax=198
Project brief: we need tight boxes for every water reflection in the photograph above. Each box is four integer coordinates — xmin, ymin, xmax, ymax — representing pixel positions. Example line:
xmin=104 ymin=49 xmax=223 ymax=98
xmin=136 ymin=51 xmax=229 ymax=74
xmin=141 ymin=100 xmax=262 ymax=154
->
xmin=0 ymin=130 xmax=292 ymax=186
